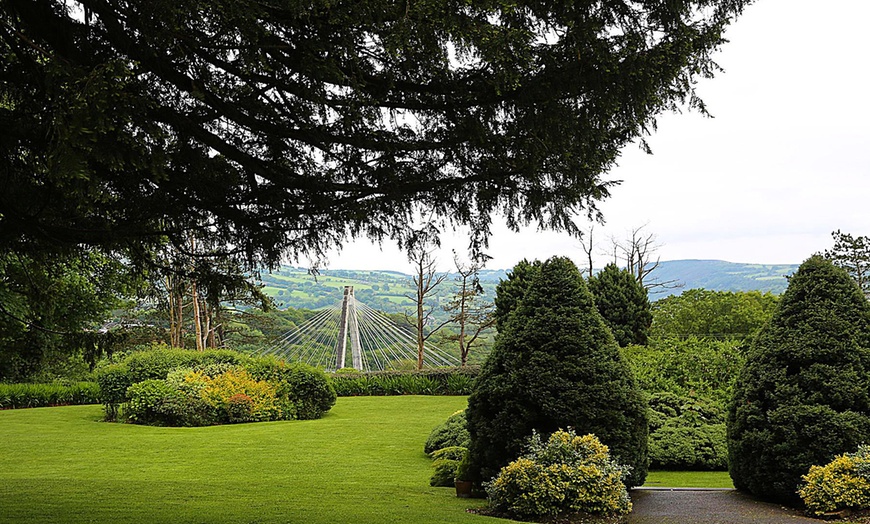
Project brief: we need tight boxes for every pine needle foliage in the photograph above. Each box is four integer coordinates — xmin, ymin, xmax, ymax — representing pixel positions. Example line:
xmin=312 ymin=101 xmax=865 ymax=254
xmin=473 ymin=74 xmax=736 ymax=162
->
xmin=466 ymin=257 xmax=648 ymax=487
xmin=588 ymin=263 xmax=652 ymax=347
xmin=727 ymin=256 xmax=870 ymax=504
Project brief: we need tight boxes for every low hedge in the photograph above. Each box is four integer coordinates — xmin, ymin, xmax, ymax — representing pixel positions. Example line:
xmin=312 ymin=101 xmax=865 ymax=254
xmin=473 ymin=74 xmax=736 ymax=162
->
xmin=0 ymin=382 xmax=100 ymax=409
xmin=330 ymin=366 xmax=479 ymax=397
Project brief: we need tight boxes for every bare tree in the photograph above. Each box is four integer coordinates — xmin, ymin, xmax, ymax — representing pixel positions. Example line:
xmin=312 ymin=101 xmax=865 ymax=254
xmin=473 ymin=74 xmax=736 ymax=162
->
xmin=609 ymin=224 xmax=683 ymax=293
xmin=580 ymin=225 xmax=596 ymax=279
xmin=405 ymin=244 xmax=449 ymax=369
xmin=444 ymin=253 xmax=496 ymax=366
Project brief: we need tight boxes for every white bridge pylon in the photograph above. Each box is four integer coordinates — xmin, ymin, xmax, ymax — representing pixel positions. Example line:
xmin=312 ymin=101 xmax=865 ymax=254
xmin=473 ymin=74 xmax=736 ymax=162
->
xmin=261 ymin=286 xmax=459 ymax=371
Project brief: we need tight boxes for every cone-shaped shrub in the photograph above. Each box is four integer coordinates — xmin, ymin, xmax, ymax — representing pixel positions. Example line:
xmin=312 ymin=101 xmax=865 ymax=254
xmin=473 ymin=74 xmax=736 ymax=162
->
xmin=588 ymin=263 xmax=652 ymax=347
xmin=466 ymin=257 xmax=648 ymax=487
xmin=727 ymin=256 xmax=870 ymax=503
xmin=493 ymin=259 xmax=542 ymax=331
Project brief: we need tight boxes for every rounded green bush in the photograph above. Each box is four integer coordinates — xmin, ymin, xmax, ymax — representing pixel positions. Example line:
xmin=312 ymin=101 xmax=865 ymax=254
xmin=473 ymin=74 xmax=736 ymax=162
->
xmin=486 ymin=430 xmax=632 ymax=519
xmin=126 ymin=379 xmax=190 ymax=426
xmin=95 ymin=363 xmax=133 ymax=420
xmin=247 ymin=359 xmax=335 ymax=419
xmin=728 ymin=256 xmax=870 ymax=503
xmin=429 ymin=446 xmax=468 ymax=487
xmin=424 ymin=410 xmax=470 ymax=454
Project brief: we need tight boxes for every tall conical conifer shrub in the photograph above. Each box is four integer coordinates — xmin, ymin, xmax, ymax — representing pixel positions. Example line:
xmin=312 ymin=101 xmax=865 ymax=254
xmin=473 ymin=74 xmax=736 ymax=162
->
xmin=588 ymin=263 xmax=652 ymax=347
xmin=727 ymin=255 xmax=870 ymax=503
xmin=466 ymin=257 xmax=648 ymax=487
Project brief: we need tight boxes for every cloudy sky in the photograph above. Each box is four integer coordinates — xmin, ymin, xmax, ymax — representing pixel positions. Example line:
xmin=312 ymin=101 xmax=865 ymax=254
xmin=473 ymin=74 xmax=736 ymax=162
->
xmin=319 ymin=0 xmax=869 ymax=273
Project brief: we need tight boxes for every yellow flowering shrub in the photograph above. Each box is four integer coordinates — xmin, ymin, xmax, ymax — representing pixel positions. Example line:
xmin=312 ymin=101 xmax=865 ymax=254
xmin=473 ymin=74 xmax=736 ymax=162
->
xmin=800 ymin=446 xmax=870 ymax=515
xmin=486 ymin=430 xmax=632 ymax=518
xmin=200 ymin=368 xmax=280 ymax=423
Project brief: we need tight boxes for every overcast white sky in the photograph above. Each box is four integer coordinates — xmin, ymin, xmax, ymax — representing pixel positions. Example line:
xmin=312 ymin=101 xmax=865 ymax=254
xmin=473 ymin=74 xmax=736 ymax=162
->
xmin=316 ymin=0 xmax=870 ymax=273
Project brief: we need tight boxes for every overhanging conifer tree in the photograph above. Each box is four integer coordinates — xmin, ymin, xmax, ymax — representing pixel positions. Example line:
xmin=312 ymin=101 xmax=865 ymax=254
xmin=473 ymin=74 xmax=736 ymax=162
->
xmin=466 ymin=257 xmax=648 ymax=487
xmin=727 ymin=255 xmax=870 ymax=503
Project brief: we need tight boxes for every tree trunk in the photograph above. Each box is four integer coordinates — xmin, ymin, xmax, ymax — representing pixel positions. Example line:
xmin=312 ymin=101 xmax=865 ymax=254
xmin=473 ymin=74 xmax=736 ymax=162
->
xmin=192 ymin=281 xmax=204 ymax=352
xmin=417 ymin=268 xmax=425 ymax=370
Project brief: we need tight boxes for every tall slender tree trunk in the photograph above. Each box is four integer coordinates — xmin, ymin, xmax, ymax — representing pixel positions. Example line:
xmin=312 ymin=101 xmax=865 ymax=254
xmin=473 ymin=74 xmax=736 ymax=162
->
xmin=205 ymin=303 xmax=215 ymax=348
xmin=166 ymin=275 xmax=177 ymax=347
xmin=458 ymin=289 xmax=468 ymax=366
xmin=416 ymin=271 xmax=425 ymax=370
xmin=192 ymin=281 xmax=204 ymax=351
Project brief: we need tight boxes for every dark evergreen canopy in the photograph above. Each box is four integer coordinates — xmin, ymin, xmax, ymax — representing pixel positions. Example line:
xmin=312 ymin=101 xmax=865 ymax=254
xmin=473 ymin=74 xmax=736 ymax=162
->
xmin=1 ymin=0 xmax=751 ymax=266
xmin=466 ymin=257 xmax=648 ymax=487
xmin=588 ymin=263 xmax=652 ymax=347
xmin=727 ymin=256 xmax=870 ymax=504
xmin=492 ymin=258 xmax=541 ymax=331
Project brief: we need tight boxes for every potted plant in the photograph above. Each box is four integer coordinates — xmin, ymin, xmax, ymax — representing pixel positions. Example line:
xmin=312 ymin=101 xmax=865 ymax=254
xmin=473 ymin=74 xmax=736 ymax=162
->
xmin=454 ymin=452 xmax=473 ymax=498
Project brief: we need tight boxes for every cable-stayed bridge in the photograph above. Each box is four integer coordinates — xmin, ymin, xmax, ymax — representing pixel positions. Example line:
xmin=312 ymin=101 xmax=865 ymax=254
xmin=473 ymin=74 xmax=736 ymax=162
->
xmin=260 ymin=286 xmax=458 ymax=371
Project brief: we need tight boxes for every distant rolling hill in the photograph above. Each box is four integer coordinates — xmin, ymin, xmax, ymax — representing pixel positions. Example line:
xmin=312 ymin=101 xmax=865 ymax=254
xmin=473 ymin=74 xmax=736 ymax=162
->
xmin=258 ymin=260 xmax=797 ymax=314
xmin=646 ymin=260 xmax=798 ymax=299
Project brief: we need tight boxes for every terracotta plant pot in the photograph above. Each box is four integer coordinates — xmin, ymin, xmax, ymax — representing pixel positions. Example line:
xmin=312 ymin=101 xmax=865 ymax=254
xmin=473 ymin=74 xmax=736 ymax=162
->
xmin=454 ymin=480 xmax=473 ymax=498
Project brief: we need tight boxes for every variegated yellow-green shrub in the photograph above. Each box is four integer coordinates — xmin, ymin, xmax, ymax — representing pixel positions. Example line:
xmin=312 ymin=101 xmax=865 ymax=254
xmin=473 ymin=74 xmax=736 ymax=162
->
xmin=486 ymin=429 xmax=632 ymax=519
xmin=799 ymin=445 xmax=870 ymax=515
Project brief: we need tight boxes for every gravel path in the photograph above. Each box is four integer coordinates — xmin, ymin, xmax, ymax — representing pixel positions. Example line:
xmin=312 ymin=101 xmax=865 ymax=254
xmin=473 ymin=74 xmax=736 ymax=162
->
xmin=629 ymin=489 xmax=820 ymax=524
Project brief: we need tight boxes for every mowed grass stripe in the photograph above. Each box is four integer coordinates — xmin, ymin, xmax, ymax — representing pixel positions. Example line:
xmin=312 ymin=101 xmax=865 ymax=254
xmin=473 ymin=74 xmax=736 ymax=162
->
xmin=0 ymin=396 xmax=504 ymax=524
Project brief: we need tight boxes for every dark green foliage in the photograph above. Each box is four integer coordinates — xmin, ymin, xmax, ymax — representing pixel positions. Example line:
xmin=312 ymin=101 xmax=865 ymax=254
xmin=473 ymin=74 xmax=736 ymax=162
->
xmin=0 ymin=252 xmax=136 ymax=382
xmin=651 ymin=289 xmax=779 ymax=340
xmin=125 ymin=379 xmax=196 ymax=426
xmin=623 ymin=339 xmax=742 ymax=471
xmin=467 ymin=257 xmax=648 ymax=487
xmin=728 ymin=256 xmax=870 ymax=503
xmin=1 ymin=0 xmax=751 ymax=271
xmin=429 ymin=446 xmax=468 ymax=487
xmin=424 ymin=410 xmax=470 ymax=455
xmin=94 ymin=364 xmax=133 ymax=420
xmin=588 ymin=263 xmax=652 ymax=347
xmin=124 ymin=347 xmax=247 ymax=383
xmin=0 ymin=382 xmax=100 ymax=409
xmin=493 ymin=260 xmax=541 ymax=331
xmin=648 ymin=393 xmax=727 ymax=470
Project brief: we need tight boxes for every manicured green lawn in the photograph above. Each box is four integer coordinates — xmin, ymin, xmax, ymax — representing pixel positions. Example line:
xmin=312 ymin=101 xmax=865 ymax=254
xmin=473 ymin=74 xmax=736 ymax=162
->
xmin=643 ymin=470 xmax=734 ymax=489
xmin=0 ymin=396 xmax=502 ymax=524
xmin=0 ymin=396 xmax=736 ymax=523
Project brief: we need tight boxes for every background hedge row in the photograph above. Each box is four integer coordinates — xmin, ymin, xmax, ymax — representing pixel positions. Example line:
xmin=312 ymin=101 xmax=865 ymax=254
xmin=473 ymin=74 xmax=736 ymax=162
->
xmin=0 ymin=382 xmax=100 ymax=409
xmin=329 ymin=366 xmax=480 ymax=396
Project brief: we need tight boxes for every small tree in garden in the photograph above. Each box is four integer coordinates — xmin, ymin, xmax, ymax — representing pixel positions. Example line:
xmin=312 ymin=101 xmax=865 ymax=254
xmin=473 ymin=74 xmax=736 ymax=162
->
xmin=588 ymin=263 xmax=652 ymax=347
xmin=466 ymin=257 xmax=648 ymax=487
xmin=444 ymin=254 xmax=495 ymax=366
xmin=823 ymin=230 xmax=870 ymax=298
xmin=727 ymin=256 xmax=870 ymax=504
